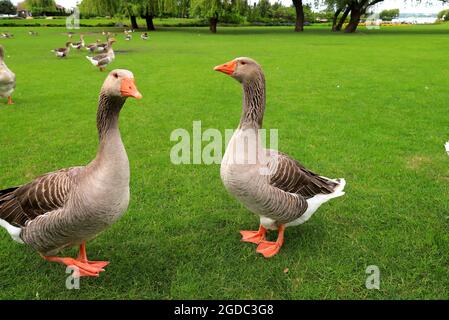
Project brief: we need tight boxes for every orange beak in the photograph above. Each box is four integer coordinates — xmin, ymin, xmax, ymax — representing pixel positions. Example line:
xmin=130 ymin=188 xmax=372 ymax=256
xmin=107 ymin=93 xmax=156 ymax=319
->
xmin=121 ymin=78 xmax=142 ymax=99
xmin=214 ymin=60 xmax=237 ymax=76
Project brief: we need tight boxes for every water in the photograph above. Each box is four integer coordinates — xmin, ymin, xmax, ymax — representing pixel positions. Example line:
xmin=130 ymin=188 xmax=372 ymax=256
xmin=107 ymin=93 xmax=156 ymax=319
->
xmin=392 ymin=16 xmax=438 ymax=24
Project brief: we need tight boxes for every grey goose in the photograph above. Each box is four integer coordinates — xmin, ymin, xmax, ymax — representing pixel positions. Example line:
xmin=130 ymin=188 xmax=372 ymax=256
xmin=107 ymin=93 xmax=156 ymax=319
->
xmin=215 ymin=57 xmax=346 ymax=258
xmin=0 ymin=69 xmax=142 ymax=277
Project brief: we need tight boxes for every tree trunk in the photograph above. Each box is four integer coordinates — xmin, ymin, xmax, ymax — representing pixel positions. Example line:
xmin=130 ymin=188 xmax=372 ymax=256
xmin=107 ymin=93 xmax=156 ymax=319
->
xmin=336 ymin=5 xmax=351 ymax=31
xmin=145 ymin=15 xmax=155 ymax=31
xmin=344 ymin=6 xmax=362 ymax=33
xmin=332 ymin=7 xmax=343 ymax=32
xmin=130 ymin=15 xmax=138 ymax=30
xmin=209 ymin=17 xmax=218 ymax=33
xmin=292 ymin=0 xmax=304 ymax=32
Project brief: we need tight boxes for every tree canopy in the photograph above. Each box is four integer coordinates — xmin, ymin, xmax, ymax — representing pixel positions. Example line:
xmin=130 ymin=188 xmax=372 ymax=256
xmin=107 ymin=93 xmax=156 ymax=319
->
xmin=0 ymin=0 xmax=16 ymax=14
xmin=76 ymin=0 xmax=449 ymax=34
xmin=380 ymin=8 xmax=400 ymax=21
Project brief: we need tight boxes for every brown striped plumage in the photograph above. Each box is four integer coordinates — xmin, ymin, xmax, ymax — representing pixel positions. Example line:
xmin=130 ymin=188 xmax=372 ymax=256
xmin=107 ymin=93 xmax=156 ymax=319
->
xmin=268 ymin=151 xmax=337 ymax=199
xmin=0 ymin=168 xmax=77 ymax=227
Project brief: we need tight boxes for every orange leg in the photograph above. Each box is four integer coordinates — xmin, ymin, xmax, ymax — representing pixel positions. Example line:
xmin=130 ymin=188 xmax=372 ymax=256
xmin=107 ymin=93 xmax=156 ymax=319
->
xmin=7 ymin=96 xmax=14 ymax=105
xmin=256 ymin=224 xmax=285 ymax=258
xmin=42 ymin=242 xmax=109 ymax=277
xmin=77 ymin=242 xmax=109 ymax=269
xmin=240 ymin=225 xmax=267 ymax=244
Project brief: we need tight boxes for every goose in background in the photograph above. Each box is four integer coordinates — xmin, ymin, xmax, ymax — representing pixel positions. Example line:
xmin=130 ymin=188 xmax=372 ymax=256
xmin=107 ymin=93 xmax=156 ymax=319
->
xmin=0 ymin=32 xmax=13 ymax=39
xmin=96 ymin=37 xmax=112 ymax=52
xmin=141 ymin=33 xmax=149 ymax=40
xmin=0 ymin=69 xmax=142 ymax=277
xmin=52 ymin=42 xmax=72 ymax=58
xmin=71 ymin=34 xmax=85 ymax=49
xmin=214 ymin=57 xmax=346 ymax=258
xmin=86 ymin=39 xmax=101 ymax=54
xmin=86 ymin=38 xmax=116 ymax=71
xmin=28 ymin=31 xmax=38 ymax=36
xmin=0 ymin=45 xmax=16 ymax=105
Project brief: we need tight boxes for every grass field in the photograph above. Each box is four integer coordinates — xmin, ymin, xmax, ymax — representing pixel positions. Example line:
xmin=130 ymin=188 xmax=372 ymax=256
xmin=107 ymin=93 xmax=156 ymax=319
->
xmin=0 ymin=23 xmax=449 ymax=300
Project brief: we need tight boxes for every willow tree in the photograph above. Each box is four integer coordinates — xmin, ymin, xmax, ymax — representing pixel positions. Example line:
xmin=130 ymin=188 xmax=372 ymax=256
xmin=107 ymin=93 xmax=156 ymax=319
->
xmin=79 ymin=0 xmax=120 ymax=18
xmin=191 ymin=0 xmax=231 ymax=33
xmin=25 ymin=0 xmax=56 ymax=15
xmin=124 ymin=0 xmax=182 ymax=31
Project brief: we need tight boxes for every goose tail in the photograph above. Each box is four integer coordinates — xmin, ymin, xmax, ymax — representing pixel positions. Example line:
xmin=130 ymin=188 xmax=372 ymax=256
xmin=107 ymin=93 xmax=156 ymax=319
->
xmin=329 ymin=178 xmax=346 ymax=199
xmin=0 ymin=187 xmax=24 ymax=244
xmin=86 ymin=56 xmax=97 ymax=66
xmin=0 ymin=219 xmax=23 ymax=244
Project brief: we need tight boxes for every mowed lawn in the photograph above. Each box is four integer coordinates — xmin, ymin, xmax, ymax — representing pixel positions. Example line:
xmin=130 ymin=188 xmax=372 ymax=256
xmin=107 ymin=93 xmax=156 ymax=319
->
xmin=0 ymin=24 xmax=449 ymax=300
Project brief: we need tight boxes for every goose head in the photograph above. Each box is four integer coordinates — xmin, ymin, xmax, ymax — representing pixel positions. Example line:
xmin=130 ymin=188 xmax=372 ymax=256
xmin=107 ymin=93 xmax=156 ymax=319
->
xmin=214 ymin=57 xmax=262 ymax=83
xmin=101 ymin=69 xmax=142 ymax=100
xmin=65 ymin=42 xmax=72 ymax=48
xmin=107 ymin=38 xmax=117 ymax=46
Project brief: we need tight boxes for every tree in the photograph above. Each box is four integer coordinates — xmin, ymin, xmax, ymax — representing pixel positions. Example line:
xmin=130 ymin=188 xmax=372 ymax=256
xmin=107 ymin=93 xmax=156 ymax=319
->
xmin=0 ymin=0 xmax=16 ymax=14
xmin=25 ymin=0 xmax=56 ymax=15
xmin=438 ymin=8 xmax=449 ymax=21
xmin=257 ymin=0 xmax=271 ymax=18
xmin=191 ymin=0 xmax=231 ymax=33
xmin=79 ymin=0 xmax=120 ymax=17
xmin=379 ymin=8 xmax=399 ymax=21
xmin=292 ymin=0 xmax=304 ymax=32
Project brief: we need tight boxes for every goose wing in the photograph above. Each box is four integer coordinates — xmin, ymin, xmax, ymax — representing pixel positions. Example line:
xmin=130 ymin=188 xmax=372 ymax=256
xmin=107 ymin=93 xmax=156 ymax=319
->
xmin=0 ymin=64 xmax=15 ymax=87
xmin=267 ymin=150 xmax=338 ymax=199
xmin=92 ymin=53 xmax=112 ymax=66
xmin=0 ymin=167 xmax=82 ymax=227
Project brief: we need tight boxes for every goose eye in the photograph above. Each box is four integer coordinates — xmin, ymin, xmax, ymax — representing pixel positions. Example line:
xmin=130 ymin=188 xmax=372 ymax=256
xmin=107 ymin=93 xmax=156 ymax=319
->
xmin=113 ymin=73 xmax=118 ymax=78
xmin=240 ymin=61 xmax=246 ymax=65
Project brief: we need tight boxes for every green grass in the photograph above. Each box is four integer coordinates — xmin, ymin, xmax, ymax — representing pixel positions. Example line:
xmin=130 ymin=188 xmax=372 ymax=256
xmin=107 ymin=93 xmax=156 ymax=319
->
xmin=0 ymin=24 xmax=449 ymax=300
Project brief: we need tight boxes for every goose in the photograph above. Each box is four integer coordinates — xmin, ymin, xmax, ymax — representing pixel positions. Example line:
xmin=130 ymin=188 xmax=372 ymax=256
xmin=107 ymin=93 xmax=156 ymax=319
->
xmin=86 ymin=39 xmax=101 ymax=54
xmin=445 ymin=142 xmax=449 ymax=155
xmin=0 ymin=45 xmax=16 ymax=105
xmin=141 ymin=33 xmax=149 ymax=40
xmin=0 ymin=32 xmax=13 ymax=39
xmin=52 ymin=42 xmax=72 ymax=58
xmin=86 ymin=38 xmax=116 ymax=72
xmin=71 ymin=34 xmax=85 ymax=49
xmin=0 ymin=69 xmax=142 ymax=277
xmin=96 ymin=37 xmax=112 ymax=53
xmin=214 ymin=57 xmax=346 ymax=258
xmin=125 ymin=34 xmax=132 ymax=41
xmin=28 ymin=31 xmax=38 ymax=36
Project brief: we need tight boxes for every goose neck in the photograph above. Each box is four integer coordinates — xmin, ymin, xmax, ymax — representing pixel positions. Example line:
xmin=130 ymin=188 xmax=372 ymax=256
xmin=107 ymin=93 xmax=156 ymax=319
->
xmin=239 ymin=74 xmax=266 ymax=130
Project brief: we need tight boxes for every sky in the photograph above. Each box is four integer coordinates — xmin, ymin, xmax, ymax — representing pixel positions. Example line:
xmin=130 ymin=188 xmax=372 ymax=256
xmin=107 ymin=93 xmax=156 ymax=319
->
xmin=9 ymin=0 xmax=449 ymax=14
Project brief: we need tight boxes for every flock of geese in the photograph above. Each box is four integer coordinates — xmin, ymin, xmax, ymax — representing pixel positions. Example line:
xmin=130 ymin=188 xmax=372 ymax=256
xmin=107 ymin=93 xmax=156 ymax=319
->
xmin=48 ymin=30 xmax=149 ymax=71
xmin=0 ymin=33 xmax=447 ymax=278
